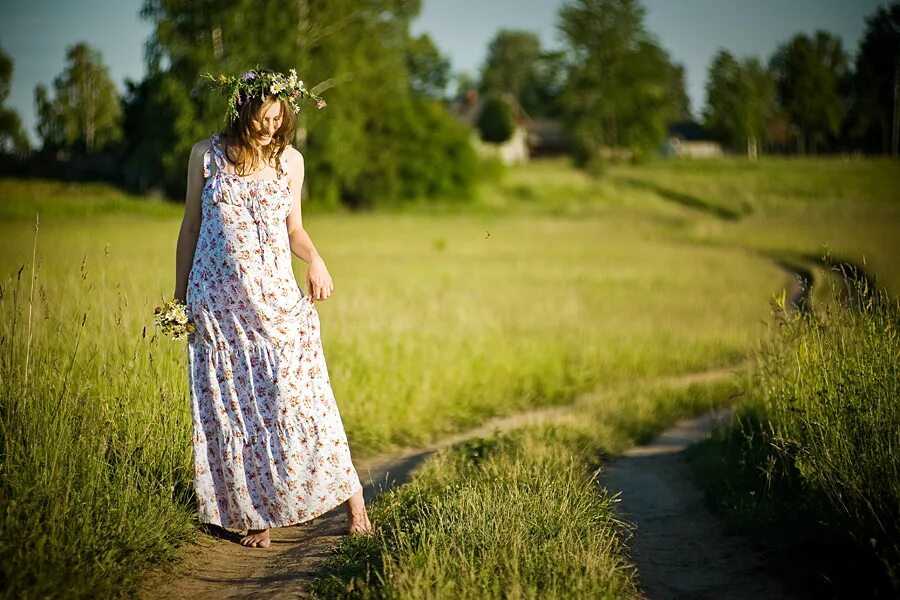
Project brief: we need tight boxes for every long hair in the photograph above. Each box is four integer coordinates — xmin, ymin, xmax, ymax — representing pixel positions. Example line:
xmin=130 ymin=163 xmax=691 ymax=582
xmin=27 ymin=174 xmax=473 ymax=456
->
xmin=219 ymin=73 xmax=296 ymax=176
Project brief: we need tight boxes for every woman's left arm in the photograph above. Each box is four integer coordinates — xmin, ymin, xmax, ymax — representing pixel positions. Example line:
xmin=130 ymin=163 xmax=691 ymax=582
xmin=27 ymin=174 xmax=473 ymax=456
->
xmin=284 ymin=147 xmax=333 ymax=301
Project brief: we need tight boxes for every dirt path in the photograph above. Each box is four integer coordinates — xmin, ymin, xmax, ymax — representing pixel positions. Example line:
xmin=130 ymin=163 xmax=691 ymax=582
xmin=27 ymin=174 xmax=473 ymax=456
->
xmin=596 ymin=261 xmax=817 ymax=600
xmin=601 ymin=410 xmax=797 ymax=600
xmin=139 ymin=366 xmax=740 ymax=599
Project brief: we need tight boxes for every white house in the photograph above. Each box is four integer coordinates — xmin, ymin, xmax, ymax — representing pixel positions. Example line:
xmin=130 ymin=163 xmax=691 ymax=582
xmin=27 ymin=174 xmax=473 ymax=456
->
xmin=447 ymin=90 xmax=532 ymax=165
xmin=660 ymin=120 xmax=724 ymax=158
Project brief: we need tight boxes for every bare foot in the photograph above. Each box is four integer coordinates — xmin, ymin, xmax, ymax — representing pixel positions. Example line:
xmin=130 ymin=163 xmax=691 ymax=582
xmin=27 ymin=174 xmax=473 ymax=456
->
xmin=344 ymin=487 xmax=373 ymax=535
xmin=239 ymin=528 xmax=271 ymax=548
xmin=348 ymin=513 xmax=373 ymax=536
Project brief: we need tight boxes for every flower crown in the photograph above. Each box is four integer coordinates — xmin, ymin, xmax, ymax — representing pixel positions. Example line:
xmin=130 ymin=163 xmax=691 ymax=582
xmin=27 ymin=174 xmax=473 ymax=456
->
xmin=201 ymin=67 xmax=327 ymax=125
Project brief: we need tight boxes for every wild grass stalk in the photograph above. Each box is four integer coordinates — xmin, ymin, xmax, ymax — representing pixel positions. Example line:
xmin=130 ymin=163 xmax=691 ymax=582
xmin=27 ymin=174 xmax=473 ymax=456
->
xmin=312 ymin=377 xmax=743 ymax=599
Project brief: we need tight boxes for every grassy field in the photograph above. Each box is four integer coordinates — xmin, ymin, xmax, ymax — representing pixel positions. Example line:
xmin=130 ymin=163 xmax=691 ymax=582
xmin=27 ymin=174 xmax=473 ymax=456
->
xmin=0 ymin=156 xmax=897 ymax=598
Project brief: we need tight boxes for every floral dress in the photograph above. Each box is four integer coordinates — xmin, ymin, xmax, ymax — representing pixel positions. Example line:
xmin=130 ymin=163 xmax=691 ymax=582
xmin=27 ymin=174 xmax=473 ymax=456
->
xmin=185 ymin=133 xmax=362 ymax=530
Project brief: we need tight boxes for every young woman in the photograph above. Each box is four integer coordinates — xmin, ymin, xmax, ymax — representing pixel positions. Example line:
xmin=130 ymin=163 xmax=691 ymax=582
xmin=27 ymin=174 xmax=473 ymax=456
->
xmin=172 ymin=68 xmax=371 ymax=548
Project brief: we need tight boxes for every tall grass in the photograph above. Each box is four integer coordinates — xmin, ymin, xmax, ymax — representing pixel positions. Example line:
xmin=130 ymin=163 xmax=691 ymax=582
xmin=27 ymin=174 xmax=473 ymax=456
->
xmin=0 ymin=210 xmax=776 ymax=458
xmin=0 ymin=237 xmax=197 ymax=597
xmin=313 ymin=425 xmax=639 ymax=599
xmin=0 ymin=207 xmax=772 ymax=598
xmin=690 ymin=279 xmax=900 ymax=596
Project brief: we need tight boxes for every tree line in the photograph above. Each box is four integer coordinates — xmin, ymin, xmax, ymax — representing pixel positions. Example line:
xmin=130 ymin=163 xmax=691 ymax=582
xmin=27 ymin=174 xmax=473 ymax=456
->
xmin=0 ymin=0 xmax=897 ymax=206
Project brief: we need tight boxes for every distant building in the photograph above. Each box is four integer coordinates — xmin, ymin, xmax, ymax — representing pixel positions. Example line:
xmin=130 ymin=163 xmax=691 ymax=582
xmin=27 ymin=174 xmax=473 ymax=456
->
xmin=661 ymin=120 xmax=724 ymax=158
xmin=527 ymin=117 xmax=573 ymax=157
xmin=447 ymin=90 xmax=531 ymax=165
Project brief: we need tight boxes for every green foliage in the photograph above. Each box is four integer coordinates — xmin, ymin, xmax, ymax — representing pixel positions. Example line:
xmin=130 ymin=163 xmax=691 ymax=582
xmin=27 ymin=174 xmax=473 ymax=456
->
xmin=137 ymin=0 xmax=472 ymax=208
xmin=849 ymin=3 xmax=900 ymax=155
xmin=703 ymin=51 xmax=776 ymax=155
xmin=120 ymin=72 xmax=206 ymax=197
xmin=480 ymin=30 xmax=542 ymax=98
xmin=396 ymin=96 xmax=478 ymax=201
xmin=557 ymin=0 xmax=676 ymax=168
xmin=770 ymin=31 xmax=849 ymax=154
xmin=479 ymin=30 xmax=567 ymax=119
xmin=34 ymin=43 xmax=122 ymax=153
xmin=0 ymin=44 xmax=29 ymax=155
xmin=755 ymin=289 xmax=899 ymax=530
xmin=696 ymin=281 xmax=900 ymax=595
xmin=666 ymin=62 xmax=692 ymax=121
xmin=34 ymin=84 xmax=64 ymax=151
xmin=405 ymin=33 xmax=451 ymax=99
xmin=475 ymin=94 xmax=515 ymax=143
xmin=0 ymin=248 xmax=196 ymax=599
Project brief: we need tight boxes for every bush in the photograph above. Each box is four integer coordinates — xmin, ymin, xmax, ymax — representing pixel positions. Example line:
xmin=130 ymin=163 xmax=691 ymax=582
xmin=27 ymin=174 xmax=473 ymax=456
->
xmin=476 ymin=94 xmax=515 ymax=144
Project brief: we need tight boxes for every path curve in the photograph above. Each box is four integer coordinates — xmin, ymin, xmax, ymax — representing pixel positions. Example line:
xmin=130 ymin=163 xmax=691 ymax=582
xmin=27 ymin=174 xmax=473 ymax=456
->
xmin=142 ymin=260 xmax=821 ymax=600
xmin=596 ymin=262 xmax=820 ymax=599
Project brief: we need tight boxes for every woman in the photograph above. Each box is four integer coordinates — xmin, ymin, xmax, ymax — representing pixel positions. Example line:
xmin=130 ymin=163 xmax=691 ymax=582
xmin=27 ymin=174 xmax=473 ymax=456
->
xmin=172 ymin=68 xmax=372 ymax=548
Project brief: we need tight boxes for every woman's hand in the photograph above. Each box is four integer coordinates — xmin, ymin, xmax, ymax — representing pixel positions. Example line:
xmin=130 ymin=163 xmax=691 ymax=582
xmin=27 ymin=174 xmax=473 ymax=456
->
xmin=306 ymin=255 xmax=333 ymax=302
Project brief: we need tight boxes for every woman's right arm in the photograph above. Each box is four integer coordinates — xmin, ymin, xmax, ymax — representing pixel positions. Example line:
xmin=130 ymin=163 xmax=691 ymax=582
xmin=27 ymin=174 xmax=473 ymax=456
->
xmin=173 ymin=140 xmax=208 ymax=303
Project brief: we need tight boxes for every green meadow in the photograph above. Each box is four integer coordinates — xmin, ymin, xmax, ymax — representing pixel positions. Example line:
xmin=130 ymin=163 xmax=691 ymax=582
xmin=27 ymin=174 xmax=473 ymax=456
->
xmin=1 ymin=156 xmax=898 ymax=598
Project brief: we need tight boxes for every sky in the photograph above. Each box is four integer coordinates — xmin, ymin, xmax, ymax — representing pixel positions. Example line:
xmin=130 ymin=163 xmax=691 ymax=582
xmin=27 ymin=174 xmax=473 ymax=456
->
xmin=0 ymin=0 xmax=889 ymax=146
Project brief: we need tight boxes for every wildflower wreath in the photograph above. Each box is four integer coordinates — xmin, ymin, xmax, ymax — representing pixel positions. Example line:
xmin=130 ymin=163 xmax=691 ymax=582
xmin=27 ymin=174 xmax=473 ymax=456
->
xmin=201 ymin=66 xmax=327 ymax=125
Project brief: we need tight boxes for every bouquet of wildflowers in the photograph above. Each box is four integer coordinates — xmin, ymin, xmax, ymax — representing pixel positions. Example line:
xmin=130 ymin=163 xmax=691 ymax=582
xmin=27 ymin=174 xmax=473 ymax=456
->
xmin=153 ymin=298 xmax=196 ymax=340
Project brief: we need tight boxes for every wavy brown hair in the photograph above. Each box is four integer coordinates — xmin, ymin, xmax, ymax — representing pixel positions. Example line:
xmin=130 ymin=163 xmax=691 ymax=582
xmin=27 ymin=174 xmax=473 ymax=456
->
xmin=219 ymin=78 xmax=296 ymax=176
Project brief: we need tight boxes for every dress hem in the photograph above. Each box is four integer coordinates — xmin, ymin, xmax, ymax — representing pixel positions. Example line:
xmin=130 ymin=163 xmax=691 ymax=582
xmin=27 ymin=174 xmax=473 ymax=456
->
xmin=199 ymin=476 xmax=364 ymax=531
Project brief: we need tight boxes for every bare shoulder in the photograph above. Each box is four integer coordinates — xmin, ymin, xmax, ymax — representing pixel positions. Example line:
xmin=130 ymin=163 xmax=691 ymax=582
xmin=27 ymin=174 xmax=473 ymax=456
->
xmin=281 ymin=144 xmax=305 ymax=173
xmin=190 ymin=136 xmax=213 ymax=158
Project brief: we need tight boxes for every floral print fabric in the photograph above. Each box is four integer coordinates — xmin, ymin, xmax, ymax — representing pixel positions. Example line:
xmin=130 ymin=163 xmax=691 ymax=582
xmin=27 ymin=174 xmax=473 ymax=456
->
xmin=185 ymin=134 xmax=362 ymax=530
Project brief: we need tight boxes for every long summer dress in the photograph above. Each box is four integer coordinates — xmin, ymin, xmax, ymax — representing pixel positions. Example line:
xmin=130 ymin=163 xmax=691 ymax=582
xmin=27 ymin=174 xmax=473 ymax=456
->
xmin=185 ymin=133 xmax=362 ymax=530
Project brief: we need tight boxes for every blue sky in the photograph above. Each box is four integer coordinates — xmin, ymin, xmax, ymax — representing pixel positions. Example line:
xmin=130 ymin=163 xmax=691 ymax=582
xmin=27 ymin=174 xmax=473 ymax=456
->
xmin=0 ymin=0 xmax=888 ymax=145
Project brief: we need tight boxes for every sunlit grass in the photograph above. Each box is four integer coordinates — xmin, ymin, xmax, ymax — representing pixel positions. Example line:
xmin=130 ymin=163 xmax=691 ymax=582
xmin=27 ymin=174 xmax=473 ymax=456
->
xmin=0 ymin=178 xmax=182 ymax=219
xmin=314 ymin=424 xmax=640 ymax=600
xmin=0 ymin=154 xmax=897 ymax=598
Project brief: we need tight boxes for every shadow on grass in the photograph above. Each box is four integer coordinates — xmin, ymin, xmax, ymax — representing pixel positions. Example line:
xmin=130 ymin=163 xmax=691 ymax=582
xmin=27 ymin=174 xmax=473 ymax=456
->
xmin=614 ymin=176 xmax=746 ymax=221
xmin=686 ymin=432 xmax=897 ymax=600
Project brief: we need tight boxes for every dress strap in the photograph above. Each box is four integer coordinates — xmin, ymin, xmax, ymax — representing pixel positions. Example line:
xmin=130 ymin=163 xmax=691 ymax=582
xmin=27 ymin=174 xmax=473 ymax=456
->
xmin=203 ymin=134 xmax=228 ymax=178
xmin=276 ymin=146 xmax=291 ymax=179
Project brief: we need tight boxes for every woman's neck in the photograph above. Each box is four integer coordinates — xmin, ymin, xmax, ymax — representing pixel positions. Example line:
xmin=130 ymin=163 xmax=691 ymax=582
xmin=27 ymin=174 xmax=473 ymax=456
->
xmin=220 ymin=135 xmax=273 ymax=170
